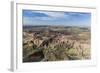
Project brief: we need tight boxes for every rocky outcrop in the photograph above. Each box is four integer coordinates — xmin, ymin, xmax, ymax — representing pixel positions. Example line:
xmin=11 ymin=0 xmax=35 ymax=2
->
xmin=23 ymin=26 xmax=91 ymax=62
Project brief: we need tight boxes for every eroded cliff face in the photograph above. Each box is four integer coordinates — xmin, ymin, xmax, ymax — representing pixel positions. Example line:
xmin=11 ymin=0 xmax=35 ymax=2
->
xmin=23 ymin=33 xmax=90 ymax=62
xmin=23 ymin=26 xmax=91 ymax=62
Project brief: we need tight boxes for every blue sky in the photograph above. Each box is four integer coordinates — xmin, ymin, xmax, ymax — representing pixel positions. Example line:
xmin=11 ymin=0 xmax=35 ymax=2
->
xmin=23 ymin=10 xmax=91 ymax=26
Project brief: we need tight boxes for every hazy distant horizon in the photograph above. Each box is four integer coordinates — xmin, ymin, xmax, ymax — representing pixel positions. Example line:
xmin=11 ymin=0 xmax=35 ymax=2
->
xmin=23 ymin=10 xmax=91 ymax=27
xmin=23 ymin=24 xmax=91 ymax=28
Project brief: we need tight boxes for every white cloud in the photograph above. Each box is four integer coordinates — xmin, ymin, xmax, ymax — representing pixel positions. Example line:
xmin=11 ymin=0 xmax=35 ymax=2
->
xmin=23 ymin=11 xmax=74 ymax=25
xmin=32 ymin=11 xmax=67 ymax=18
